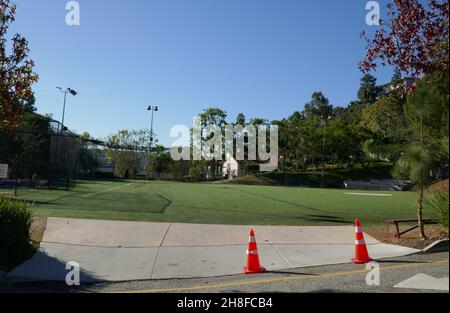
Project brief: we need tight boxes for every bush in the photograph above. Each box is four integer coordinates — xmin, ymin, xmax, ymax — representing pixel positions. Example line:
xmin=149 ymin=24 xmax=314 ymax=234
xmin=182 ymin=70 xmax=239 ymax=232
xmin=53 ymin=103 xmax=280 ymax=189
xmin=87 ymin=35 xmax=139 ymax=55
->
xmin=0 ymin=197 xmax=35 ymax=270
xmin=426 ymin=190 xmax=449 ymax=238
xmin=231 ymin=175 xmax=277 ymax=186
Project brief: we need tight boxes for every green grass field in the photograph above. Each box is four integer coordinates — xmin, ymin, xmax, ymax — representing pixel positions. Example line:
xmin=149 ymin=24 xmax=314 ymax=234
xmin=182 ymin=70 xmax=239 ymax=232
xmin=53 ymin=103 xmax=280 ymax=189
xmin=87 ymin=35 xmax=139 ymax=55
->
xmin=1 ymin=179 xmax=422 ymax=226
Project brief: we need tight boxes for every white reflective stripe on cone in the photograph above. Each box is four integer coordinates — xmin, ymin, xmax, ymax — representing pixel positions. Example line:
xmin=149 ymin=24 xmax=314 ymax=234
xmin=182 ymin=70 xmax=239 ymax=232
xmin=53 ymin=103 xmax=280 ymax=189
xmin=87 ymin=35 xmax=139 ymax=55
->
xmin=249 ymin=236 xmax=256 ymax=243
xmin=355 ymin=226 xmax=363 ymax=233
xmin=247 ymin=249 xmax=258 ymax=255
xmin=355 ymin=239 xmax=365 ymax=245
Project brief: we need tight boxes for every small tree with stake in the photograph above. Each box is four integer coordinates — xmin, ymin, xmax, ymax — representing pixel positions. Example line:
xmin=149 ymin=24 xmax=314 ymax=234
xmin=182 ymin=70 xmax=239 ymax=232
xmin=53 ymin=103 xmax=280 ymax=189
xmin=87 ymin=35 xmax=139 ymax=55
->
xmin=393 ymin=145 xmax=434 ymax=239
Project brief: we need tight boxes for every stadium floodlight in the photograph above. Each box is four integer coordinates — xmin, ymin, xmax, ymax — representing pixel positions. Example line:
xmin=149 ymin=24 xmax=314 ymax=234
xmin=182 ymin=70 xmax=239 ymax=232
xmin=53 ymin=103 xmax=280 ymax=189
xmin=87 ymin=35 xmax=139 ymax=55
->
xmin=147 ymin=106 xmax=159 ymax=143
xmin=146 ymin=106 xmax=159 ymax=179
xmin=57 ymin=86 xmax=78 ymax=133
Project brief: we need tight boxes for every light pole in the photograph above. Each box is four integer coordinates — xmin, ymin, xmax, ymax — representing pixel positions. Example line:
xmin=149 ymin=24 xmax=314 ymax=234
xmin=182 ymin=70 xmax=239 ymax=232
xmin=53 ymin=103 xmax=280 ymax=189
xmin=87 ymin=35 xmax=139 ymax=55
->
xmin=55 ymin=87 xmax=77 ymax=191
xmin=147 ymin=106 xmax=159 ymax=150
xmin=147 ymin=106 xmax=159 ymax=179
xmin=57 ymin=87 xmax=77 ymax=133
xmin=321 ymin=115 xmax=332 ymax=188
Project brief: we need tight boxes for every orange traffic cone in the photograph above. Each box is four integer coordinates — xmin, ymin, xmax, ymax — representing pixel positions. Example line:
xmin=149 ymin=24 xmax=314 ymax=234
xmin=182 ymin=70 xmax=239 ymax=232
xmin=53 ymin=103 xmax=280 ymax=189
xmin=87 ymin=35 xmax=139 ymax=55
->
xmin=243 ymin=229 xmax=265 ymax=274
xmin=352 ymin=219 xmax=371 ymax=264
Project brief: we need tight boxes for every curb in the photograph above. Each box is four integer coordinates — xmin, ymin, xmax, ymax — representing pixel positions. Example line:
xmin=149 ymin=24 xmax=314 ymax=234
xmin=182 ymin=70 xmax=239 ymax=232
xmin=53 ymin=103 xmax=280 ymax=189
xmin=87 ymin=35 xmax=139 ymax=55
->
xmin=422 ymin=239 xmax=449 ymax=254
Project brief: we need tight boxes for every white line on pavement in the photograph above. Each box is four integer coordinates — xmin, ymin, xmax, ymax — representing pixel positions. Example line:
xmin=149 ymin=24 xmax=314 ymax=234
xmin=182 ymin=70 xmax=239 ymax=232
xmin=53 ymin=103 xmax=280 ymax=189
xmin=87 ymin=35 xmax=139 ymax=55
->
xmin=394 ymin=273 xmax=449 ymax=291
xmin=261 ymin=234 xmax=293 ymax=268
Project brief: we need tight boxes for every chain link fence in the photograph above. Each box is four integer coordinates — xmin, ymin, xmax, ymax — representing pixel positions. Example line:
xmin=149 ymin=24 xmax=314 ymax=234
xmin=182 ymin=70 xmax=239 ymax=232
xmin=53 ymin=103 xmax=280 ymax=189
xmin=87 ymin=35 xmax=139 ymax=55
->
xmin=0 ymin=114 xmax=157 ymax=195
xmin=0 ymin=115 xmax=82 ymax=193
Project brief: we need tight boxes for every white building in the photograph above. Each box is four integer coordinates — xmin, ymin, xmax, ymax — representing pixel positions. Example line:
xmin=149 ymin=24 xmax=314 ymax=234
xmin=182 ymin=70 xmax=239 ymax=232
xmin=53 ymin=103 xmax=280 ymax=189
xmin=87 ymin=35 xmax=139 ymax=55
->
xmin=222 ymin=154 xmax=239 ymax=180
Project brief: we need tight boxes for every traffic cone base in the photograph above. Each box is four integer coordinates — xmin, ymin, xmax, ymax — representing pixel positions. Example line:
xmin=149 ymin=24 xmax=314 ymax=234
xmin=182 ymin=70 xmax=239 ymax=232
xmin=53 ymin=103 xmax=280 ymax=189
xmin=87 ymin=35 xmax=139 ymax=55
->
xmin=352 ymin=257 xmax=372 ymax=265
xmin=243 ymin=266 xmax=265 ymax=274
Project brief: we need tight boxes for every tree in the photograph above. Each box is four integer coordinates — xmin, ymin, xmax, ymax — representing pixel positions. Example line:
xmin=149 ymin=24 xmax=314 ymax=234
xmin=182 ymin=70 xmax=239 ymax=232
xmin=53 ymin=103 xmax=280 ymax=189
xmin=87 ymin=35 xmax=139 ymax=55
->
xmin=357 ymin=74 xmax=382 ymax=106
xmin=360 ymin=96 xmax=405 ymax=139
xmin=77 ymin=132 xmax=99 ymax=176
xmin=249 ymin=118 xmax=268 ymax=125
xmin=106 ymin=129 xmax=153 ymax=178
xmin=272 ymin=119 xmax=290 ymax=176
xmin=340 ymin=74 xmax=382 ymax=126
xmin=405 ymin=72 xmax=449 ymax=179
xmin=198 ymin=107 xmax=228 ymax=176
xmin=78 ymin=148 xmax=98 ymax=177
xmin=393 ymin=145 xmax=434 ymax=239
xmin=199 ymin=107 xmax=227 ymax=128
xmin=360 ymin=0 xmax=449 ymax=89
xmin=300 ymin=92 xmax=334 ymax=170
xmin=23 ymin=94 xmax=36 ymax=113
xmin=405 ymin=72 xmax=449 ymax=142
xmin=392 ymin=73 xmax=449 ymax=239
xmin=235 ymin=113 xmax=246 ymax=125
xmin=304 ymin=92 xmax=333 ymax=119
xmin=350 ymin=74 xmax=381 ymax=120
xmin=79 ymin=132 xmax=92 ymax=141
xmin=0 ymin=112 xmax=51 ymax=181
xmin=0 ymin=0 xmax=38 ymax=129
xmin=148 ymin=145 xmax=173 ymax=178
xmin=326 ymin=119 xmax=360 ymax=166
xmin=285 ymin=112 xmax=307 ymax=171
xmin=359 ymin=96 xmax=411 ymax=165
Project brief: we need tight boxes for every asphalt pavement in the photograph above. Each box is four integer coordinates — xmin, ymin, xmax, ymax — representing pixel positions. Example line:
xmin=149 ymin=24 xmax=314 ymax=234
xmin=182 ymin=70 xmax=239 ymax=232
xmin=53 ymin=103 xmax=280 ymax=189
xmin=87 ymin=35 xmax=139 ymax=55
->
xmin=1 ymin=252 xmax=447 ymax=293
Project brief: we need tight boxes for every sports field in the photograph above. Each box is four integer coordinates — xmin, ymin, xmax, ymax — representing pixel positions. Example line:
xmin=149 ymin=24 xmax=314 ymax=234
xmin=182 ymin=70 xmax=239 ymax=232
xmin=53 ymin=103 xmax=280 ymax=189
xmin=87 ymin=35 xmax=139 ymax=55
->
xmin=1 ymin=179 xmax=421 ymax=226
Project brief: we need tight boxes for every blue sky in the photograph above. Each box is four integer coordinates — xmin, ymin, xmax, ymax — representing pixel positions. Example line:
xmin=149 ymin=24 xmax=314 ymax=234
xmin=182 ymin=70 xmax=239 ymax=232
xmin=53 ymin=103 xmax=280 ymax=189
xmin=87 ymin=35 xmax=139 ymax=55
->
xmin=11 ymin=0 xmax=393 ymax=146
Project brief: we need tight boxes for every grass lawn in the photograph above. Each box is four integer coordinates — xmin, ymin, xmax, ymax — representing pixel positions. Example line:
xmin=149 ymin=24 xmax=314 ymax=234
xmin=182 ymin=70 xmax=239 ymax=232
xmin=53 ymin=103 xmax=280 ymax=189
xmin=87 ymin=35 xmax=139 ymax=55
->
xmin=1 ymin=179 xmax=422 ymax=226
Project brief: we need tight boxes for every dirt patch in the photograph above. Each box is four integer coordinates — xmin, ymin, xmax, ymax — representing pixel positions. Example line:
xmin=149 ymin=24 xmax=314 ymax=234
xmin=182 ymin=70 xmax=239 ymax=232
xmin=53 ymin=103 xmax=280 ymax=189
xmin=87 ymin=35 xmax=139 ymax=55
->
xmin=366 ymin=224 xmax=447 ymax=250
xmin=30 ymin=216 xmax=47 ymax=245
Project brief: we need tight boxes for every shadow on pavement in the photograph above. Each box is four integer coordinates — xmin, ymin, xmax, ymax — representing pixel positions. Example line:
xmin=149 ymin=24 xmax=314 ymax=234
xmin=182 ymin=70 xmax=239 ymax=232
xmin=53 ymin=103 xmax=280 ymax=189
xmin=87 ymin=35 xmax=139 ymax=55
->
xmin=2 ymin=250 xmax=102 ymax=293
xmin=373 ymin=259 xmax=427 ymax=264
xmin=266 ymin=270 xmax=318 ymax=276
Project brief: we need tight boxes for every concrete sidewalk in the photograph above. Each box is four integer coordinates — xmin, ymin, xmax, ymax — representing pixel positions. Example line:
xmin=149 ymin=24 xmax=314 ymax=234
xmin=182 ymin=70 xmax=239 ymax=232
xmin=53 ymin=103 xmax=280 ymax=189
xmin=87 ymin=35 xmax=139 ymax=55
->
xmin=38 ymin=217 xmax=381 ymax=247
xmin=6 ymin=217 xmax=419 ymax=283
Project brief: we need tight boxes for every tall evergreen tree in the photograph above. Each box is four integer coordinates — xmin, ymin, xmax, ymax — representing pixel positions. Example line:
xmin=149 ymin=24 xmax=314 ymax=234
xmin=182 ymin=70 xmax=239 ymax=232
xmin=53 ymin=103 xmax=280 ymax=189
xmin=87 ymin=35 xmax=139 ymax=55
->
xmin=357 ymin=74 xmax=381 ymax=106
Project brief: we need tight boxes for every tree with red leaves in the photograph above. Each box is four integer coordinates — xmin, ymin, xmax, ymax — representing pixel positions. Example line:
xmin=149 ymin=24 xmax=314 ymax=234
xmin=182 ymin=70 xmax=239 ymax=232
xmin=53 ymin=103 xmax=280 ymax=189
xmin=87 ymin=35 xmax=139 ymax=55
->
xmin=0 ymin=0 xmax=38 ymax=129
xmin=361 ymin=0 xmax=449 ymax=240
xmin=360 ymin=0 xmax=449 ymax=92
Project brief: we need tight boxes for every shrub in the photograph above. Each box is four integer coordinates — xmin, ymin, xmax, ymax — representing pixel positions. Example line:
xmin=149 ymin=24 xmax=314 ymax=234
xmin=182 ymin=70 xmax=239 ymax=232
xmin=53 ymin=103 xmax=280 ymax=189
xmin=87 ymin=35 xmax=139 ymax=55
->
xmin=426 ymin=190 xmax=449 ymax=238
xmin=0 ymin=197 xmax=35 ymax=270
